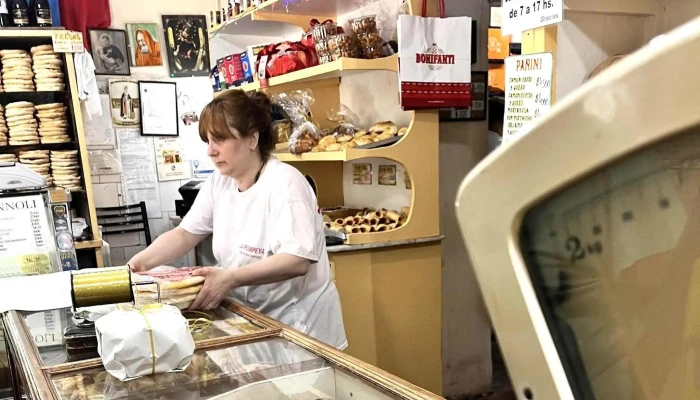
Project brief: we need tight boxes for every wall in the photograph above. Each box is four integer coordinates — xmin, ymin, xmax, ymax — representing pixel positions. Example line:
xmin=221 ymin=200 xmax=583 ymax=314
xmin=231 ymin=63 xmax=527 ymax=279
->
xmin=89 ymin=0 xmax=219 ymax=266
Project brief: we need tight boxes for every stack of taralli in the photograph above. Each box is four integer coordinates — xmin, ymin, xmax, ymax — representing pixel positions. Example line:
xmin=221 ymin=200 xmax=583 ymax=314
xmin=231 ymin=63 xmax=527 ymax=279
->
xmin=31 ymin=45 xmax=64 ymax=92
xmin=134 ymin=267 xmax=205 ymax=310
xmin=51 ymin=150 xmax=80 ymax=190
xmin=36 ymin=103 xmax=69 ymax=144
xmin=0 ymin=50 xmax=34 ymax=92
xmin=5 ymin=101 xmax=38 ymax=146
xmin=0 ymin=153 xmax=16 ymax=163
xmin=18 ymin=150 xmax=51 ymax=184
xmin=0 ymin=105 xmax=7 ymax=146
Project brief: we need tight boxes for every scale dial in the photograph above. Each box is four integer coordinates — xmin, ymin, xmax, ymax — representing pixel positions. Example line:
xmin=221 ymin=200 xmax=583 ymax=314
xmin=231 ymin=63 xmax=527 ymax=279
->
xmin=520 ymin=128 xmax=700 ymax=399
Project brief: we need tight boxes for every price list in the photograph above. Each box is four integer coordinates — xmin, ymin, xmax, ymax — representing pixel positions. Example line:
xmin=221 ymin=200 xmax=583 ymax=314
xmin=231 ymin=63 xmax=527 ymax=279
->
xmin=0 ymin=194 xmax=53 ymax=275
xmin=503 ymin=52 xmax=554 ymax=143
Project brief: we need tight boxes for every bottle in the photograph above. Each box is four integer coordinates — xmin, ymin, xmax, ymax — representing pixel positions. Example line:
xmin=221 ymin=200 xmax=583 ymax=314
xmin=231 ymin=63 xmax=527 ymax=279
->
xmin=31 ymin=0 xmax=51 ymax=27
xmin=0 ymin=0 xmax=11 ymax=27
xmin=10 ymin=0 xmax=29 ymax=27
xmin=227 ymin=0 xmax=232 ymax=21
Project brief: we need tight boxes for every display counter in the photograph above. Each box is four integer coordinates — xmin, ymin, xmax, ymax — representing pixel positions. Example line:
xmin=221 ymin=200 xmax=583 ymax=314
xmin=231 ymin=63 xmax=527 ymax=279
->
xmin=2 ymin=300 xmax=442 ymax=400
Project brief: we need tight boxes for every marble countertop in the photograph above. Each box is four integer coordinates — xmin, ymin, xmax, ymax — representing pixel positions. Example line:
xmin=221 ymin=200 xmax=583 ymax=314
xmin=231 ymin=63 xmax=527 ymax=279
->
xmin=327 ymin=236 xmax=444 ymax=253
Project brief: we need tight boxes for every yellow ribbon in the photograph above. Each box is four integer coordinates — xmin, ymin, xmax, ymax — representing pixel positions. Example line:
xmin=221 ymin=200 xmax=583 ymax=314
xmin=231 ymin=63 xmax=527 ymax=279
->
xmin=116 ymin=303 xmax=162 ymax=375
xmin=184 ymin=311 xmax=213 ymax=334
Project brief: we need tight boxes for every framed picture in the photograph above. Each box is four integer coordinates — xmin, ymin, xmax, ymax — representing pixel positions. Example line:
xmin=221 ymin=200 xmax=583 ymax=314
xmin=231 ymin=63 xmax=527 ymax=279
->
xmin=88 ymin=29 xmax=131 ymax=76
xmin=378 ymin=165 xmax=397 ymax=186
xmin=352 ymin=164 xmax=372 ymax=185
xmin=108 ymin=79 xmax=140 ymax=127
xmin=162 ymin=15 xmax=211 ymax=77
xmin=126 ymin=23 xmax=163 ymax=67
xmin=139 ymin=81 xmax=179 ymax=137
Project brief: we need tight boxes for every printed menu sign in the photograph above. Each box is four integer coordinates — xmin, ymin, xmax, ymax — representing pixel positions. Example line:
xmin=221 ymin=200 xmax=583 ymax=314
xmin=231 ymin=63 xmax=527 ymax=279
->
xmin=501 ymin=0 xmax=562 ymax=35
xmin=503 ymin=52 xmax=553 ymax=143
xmin=0 ymin=194 xmax=54 ymax=276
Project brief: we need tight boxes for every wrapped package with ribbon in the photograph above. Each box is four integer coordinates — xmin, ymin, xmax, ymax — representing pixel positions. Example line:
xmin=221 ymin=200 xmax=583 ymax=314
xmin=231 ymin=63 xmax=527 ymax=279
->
xmin=96 ymin=304 xmax=196 ymax=381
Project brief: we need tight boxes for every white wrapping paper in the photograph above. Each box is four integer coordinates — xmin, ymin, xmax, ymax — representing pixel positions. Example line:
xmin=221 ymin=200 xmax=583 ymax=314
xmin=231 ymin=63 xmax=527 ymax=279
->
xmin=96 ymin=304 xmax=195 ymax=381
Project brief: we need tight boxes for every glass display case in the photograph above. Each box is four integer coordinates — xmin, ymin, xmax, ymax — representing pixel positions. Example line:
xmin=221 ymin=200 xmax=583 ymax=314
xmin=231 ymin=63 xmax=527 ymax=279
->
xmin=2 ymin=301 xmax=441 ymax=400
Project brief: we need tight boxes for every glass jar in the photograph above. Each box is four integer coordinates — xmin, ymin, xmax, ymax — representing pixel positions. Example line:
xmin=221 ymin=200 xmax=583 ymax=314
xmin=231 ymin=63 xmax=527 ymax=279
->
xmin=358 ymin=32 xmax=384 ymax=59
xmin=328 ymin=33 xmax=361 ymax=60
xmin=350 ymin=15 xmax=378 ymax=35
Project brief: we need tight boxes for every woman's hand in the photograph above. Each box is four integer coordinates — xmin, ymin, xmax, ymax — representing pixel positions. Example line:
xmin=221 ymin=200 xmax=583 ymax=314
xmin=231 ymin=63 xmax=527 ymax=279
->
xmin=189 ymin=267 xmax=237 ymax=311
xmin=127 ymin=258 xmax=149 ymax=273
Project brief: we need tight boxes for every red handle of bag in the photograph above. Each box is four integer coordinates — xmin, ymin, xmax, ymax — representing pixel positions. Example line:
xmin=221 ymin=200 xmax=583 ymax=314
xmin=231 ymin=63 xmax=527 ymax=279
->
xmin=421 ymin=0 xmax=446 ymax=18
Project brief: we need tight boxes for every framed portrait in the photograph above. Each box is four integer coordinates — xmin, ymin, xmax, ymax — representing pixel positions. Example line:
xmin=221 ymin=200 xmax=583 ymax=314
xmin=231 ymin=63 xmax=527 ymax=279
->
xmin=162 ymin=15 xmax=211 ymax=77
xmin=126 ymin=23 xmax=163 ymax=67
xmin=88 ymin=29 xmax=131 ymax=76
xmin=108 ymin=79 xmax=140 ymax=127
xmin=139 ymin=81 xmax=179 ymax=137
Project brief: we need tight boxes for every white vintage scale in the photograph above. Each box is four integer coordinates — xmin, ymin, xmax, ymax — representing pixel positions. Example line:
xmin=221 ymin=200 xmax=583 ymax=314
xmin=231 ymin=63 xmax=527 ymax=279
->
xmin=457 ymin=17 xmax=700 ymax=400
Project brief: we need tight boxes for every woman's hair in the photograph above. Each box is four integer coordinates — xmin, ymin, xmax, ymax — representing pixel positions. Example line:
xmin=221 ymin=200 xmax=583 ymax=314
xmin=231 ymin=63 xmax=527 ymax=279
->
xmin=198 ymin=90 xmax=274 ymax=158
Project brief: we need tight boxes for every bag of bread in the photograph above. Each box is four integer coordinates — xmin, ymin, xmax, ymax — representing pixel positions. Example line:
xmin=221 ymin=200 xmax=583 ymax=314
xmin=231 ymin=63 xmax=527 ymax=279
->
xmin=325 ymin=105 xmax=359 ymax=146
xmin=271 ymin=89 xmax=315 ymax=128
xmin=289 ymin=121 xmax=324 ymax=154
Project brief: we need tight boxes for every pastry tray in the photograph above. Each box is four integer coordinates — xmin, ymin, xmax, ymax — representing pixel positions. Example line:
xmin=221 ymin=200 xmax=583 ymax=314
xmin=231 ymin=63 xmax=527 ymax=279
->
xmin=355 ymin=135 xmax=402 ymax=150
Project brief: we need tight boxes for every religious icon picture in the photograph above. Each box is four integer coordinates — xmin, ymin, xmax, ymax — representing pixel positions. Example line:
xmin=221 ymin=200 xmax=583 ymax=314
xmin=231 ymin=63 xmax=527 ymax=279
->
xmin=108 ymin=79 xmax=140 ymax=127
xmin=126 ymin=23 xmax=163 ymax=67
xmin=162 ymin=15 xmax=211 ymax=77
xmin=88 ymin=29 xmax=131 ymax=76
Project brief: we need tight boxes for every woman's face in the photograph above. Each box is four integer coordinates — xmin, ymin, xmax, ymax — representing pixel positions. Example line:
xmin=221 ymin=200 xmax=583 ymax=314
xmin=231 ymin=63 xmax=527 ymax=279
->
xmin=206 ymin=130 xmax=257 ymax=177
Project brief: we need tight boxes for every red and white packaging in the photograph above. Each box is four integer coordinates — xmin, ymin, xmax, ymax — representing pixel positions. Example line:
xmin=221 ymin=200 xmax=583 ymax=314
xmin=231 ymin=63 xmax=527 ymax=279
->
xmin=398 ymin=0 xmax=473 ymax=110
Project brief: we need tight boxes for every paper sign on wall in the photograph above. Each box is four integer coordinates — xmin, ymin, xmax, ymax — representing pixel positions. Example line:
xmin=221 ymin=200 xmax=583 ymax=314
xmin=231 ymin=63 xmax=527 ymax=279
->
xmin=501 ymin=0 xmax=562 ymax=35
xmin=154 ymin=137 xmax=191 ymax=182
xmin=503 ymin=52 xmax=553 ymax=143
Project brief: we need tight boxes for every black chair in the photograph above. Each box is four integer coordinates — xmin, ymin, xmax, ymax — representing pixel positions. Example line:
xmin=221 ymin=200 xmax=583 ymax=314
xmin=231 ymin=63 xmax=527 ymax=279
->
xmin=96 ymin=202 xmax=152 ymax=246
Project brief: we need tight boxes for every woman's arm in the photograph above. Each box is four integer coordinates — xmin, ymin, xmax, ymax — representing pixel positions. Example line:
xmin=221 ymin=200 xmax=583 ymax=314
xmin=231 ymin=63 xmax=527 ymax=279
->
xmin=128 ymin=227 xmax=208 ymax=272
xmin=188 ymin=253 xmax=310 ymax=310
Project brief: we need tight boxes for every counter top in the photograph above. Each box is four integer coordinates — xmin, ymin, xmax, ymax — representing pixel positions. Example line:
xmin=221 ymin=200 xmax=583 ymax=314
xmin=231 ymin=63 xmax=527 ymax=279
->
xmin=327 ymin=235 xmax=444 ymax=253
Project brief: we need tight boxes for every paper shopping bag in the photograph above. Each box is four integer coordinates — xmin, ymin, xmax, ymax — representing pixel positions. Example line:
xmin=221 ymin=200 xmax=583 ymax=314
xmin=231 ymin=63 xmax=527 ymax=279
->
xmin=398 ymin=0 xmax=472 ymax=110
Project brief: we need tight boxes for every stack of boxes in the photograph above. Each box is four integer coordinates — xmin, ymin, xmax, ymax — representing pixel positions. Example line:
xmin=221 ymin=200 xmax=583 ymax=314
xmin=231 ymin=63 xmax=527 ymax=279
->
xmin=212 ymin=45 xmax=260 ymax=91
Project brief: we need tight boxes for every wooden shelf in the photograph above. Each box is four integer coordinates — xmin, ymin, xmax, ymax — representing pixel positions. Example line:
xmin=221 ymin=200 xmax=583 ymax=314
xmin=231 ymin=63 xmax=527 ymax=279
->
xmin=75 ymin=239 xmax=102 ymax=250
xmin=209 ymin=0 xmax=302 ymax=38
xmin=216 ymin=55 xmax=398 ymax=94
xmin=0 ymin=91 xmax=67 ymax=103
xmin=0 ymin=142 xmax=77 ymax=152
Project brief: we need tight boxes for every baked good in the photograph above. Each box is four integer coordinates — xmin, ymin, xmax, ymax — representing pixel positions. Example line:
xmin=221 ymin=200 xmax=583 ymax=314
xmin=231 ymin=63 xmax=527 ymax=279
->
xmin=375 ymin=132 xmax=394 ymax=141
xmin=398 ymin=127 xmax=408 ymax=136
xmin=354 ymin=129 xmax=367 ymax=138
xmin=336 ymin=134 xmax=353 ymax=143
xmin=369 ymin=121 xmax=396 ymax=134
xmin=325 ymin=143 xmax=342 ymax=151
xmin=355 ymin=136 xmax=374 ymax=146
xmin=318 ymin=135 xmax=336 ymax=147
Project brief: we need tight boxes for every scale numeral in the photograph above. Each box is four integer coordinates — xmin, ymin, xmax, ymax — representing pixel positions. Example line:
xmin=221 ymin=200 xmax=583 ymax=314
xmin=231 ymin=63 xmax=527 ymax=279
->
xmin=566 ymin=236 xmax=603 ymax=262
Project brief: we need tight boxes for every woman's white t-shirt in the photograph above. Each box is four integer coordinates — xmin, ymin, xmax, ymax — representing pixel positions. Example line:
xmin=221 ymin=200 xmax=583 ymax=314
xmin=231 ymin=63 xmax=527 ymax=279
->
xmin=180 ymin=157 xmax=347 ymax=350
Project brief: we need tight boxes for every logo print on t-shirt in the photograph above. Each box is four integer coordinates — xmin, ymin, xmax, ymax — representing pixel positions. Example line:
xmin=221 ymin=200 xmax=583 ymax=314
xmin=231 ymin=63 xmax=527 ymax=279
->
xmin=239 ymin=244 xmax=264 ymax=259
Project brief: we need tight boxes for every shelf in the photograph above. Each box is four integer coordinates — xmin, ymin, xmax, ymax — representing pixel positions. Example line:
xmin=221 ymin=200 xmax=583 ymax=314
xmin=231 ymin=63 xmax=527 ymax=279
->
xmin=0 ymin=142 xmax=77 ymax=152
xmin=216 ymin=55 xmax=398 ymax=94
xmin=0 ymin=91 xmax=66 ymax=104
xmin=209 ymin=0 xmax=301 ymax=38
xmin=251 ymin=0 xmax=376 ymax=17
xmin=75 ymin=239 xmax=102 ymax=250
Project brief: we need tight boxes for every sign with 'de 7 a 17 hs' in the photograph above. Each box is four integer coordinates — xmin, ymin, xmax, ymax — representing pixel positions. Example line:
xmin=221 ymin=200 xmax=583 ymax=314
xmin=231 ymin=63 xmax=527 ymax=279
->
xmin=501 ymin=0 xmax=562 ymax=35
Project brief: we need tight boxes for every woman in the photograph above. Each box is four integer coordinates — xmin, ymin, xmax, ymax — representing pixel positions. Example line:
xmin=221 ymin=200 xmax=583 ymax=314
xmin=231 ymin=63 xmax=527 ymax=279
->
xmin=128 ymin=90 xmax=347 ymax=350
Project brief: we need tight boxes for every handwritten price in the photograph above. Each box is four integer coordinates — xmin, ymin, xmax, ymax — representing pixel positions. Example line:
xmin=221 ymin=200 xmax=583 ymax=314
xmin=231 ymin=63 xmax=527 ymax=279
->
xmin=536 ymin=77 xmax=551 ymax=88
xmin=535 ymin=93 xmax=550 ymax=106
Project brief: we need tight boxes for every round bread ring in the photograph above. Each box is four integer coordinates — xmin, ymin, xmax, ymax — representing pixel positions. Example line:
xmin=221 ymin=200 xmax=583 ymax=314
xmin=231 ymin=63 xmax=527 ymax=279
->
xmin=51 ymin=150 xmax=77 ymax=155
xmin=36 ymin=86 xmax=65 ymax=92
xmin=2 ymin=71 xmax=33 ymax=79
xmin=6 ymin=101 xmax=34 ymax=109
xmin=33 ymin=59 xmax=63 ymax=66
xmin=34 ymin=71 xmax=63 ymax=79
xmin=5 ymin=114 xmax=35 ymax=122
xmin=4 ymin=87 xmax=35 ymax=92
xmin=5 ymin=109 xmax=34 ymax=117
xmin=40 ymin=137 xmax=71 ymax=144
xmin=9 ymin=140 xmax=40 ymax=146
xmin=32 ymin=51 xmax=57 ymax=57
xmin=2 ymin=61 xmax=32 ymax=68
xmin=37 ymin=111 xmax=67 ymax=118
xmin=30 ymin=45 xmax=53 ymax=54
xmin=35 ymin=103 xmax=64 ymax=111
xmin=0 ymin=49 xmax=28 ymax=56
xmin=32 ymin=54 xmax=61 ymax=60
xmin=1 ymin=54 xmax=31 ymax=61
xmin=40 ymin=132 xmax=69 ymax=138
xmin=19 ymin=158 xmax=49 ymax=164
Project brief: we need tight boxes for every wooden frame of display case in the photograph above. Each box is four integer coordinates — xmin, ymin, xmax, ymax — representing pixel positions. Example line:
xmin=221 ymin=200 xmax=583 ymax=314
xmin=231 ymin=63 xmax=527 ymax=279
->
xmin=0 ymin=30 xmax=103 ymax=267
xmin=2 ymin=301 xmax=443 ymax=400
